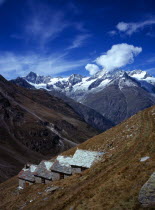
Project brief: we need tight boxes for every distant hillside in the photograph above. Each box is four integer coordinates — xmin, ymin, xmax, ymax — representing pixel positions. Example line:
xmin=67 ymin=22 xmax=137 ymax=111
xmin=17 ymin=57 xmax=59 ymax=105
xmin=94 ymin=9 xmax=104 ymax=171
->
xmin=0 ymin=75 xmax=98 ymax=183
xmin=1 ymin=104 xmax=155 ymax=209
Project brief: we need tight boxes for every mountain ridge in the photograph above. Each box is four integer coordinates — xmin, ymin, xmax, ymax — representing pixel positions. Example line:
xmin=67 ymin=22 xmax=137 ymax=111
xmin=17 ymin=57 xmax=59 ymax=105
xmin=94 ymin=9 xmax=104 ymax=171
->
xmin=11 ymin=69 xmax=155 ymax=125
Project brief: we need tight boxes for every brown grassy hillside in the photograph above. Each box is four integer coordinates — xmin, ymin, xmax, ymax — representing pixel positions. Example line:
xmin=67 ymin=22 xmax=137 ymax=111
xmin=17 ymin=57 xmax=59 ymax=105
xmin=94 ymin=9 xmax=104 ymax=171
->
xmin=1 ymin=105 xmax=155 ymax=209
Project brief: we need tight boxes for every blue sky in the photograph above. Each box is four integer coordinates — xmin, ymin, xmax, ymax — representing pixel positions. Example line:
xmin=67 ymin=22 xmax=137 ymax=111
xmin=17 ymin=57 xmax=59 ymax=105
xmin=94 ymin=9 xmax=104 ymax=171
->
xmin=0 ymin=0 xmax=155 ymax=79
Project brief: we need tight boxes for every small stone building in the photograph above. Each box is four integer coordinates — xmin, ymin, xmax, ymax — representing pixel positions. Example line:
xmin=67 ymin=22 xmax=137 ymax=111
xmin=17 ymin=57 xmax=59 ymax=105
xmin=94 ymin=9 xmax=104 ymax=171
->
xmin=18 ymin=164 xmax=37 ymax=189
xmin=70 ymin=149 xmax=104 ymax=174
xmin=34 ymin=160 xmax=59 ymax=184
xmin=50 ymin=155 xmax=73 ymax=179
xmin=18 ymin=150 xmax=104 ymax=189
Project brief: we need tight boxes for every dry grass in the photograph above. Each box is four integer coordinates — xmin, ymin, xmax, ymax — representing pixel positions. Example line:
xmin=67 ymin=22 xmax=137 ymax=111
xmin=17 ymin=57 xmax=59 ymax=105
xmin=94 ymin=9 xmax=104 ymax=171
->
xmin=1 ymin=105 xmax=155 ymax=209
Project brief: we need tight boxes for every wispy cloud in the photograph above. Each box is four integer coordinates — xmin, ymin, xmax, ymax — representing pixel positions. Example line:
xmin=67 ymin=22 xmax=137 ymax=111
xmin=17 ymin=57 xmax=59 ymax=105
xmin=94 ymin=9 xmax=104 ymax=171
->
xmin=1 ymin=1 xmax=91 ymax=79
xmin=0 ymin=52 xmax=89 ymax=79
xmin=21 ymin=1 xmax=90 ymax=51
xmin=25 ymin=7 xmax=69 ymax=47
xmin=116 ymin=19 xmax=155 ymax=35
xmin=67 ymin=34 xmax=91 ymax=50
xmin=108 ymin=30 xmax=117 ymax=36
xmin=146 ymin=56 xmax=155 ymax=64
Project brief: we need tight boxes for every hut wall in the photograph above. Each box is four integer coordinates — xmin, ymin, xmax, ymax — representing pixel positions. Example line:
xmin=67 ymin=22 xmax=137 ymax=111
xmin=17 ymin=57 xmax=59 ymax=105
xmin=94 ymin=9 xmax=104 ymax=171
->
xmin=64 ymin=174 xmax=70 ymax=179
xmin=51 ymin=171 xmax=60 ymax=181
xmin=35 ymin=176 xmax=42 ymax=183
xmin=71 ymin=166 xmax=82 ymax=174
xmin=45 ymin=179 xmax=52 ymax=184
xmin=19 ymin=179 xmax=25 ymax=188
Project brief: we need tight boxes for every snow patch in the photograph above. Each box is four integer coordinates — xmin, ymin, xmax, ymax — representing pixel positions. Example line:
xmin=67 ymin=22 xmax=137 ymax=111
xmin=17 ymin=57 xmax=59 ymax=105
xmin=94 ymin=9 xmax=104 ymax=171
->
xmin=30 ymin=165 xmax=37 ymax=173
xmin=44 ymin=161 xmax=54 ymax=170
xmin=140 ymin=156 xmax=150 ymax=162
xmin=56 ymin=155 xmax=73 ymax=166
xmin=70 ymin=149 xmax=104 ymax=168
xmin=17 ymin=186 xmax=23 ymax=190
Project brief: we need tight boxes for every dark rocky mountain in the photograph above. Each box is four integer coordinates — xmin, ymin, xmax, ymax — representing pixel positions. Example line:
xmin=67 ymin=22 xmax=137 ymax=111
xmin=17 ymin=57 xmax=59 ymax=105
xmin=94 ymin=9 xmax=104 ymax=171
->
xmin=24 ymin=71 xmax=51 ymax=84
xmin=11 ymin=77 xmax=35 ymax=89
xmin=0 ymin=75 xmax=98 ymax=182
xmin=81 ymin=72 xmax=155 ymax=124
xmin=48 ymin=90 xmax=114 ymax=131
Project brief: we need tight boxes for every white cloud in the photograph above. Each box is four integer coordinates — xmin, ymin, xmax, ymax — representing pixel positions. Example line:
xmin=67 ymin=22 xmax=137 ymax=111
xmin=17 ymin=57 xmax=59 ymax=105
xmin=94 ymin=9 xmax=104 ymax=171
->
xmin=67 ymin=34 xmax=91 ymax=50
xmin=85 ymin=64 xmax=100 ymax=75
xmin=0 ymin=52 xmax=88 ymax=79
xmin=116 ymin=19 xmax=155 ymax=35
xmin=95 ymin=43 xmax=142 ymax=72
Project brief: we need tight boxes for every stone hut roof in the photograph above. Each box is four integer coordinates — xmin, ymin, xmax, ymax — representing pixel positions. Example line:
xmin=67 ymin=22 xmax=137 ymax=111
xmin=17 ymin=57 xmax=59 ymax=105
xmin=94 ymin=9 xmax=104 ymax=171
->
xmin=18 ymin=164 xmax=37 ymax=182
xmin=50 ymin=155 xmax=73 ymax=175
xmin=51 ymin=161 xmax=72 ymax=175
xmin=34 ymin=160 xmax=54 ymax=180
xmin=70 ymin=149 xmax=104 ymax=168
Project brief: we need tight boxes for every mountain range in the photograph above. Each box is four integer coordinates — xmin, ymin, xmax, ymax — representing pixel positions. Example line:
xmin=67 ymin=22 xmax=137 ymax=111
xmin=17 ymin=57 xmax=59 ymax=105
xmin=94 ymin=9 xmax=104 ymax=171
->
xmin=12 ymin=69 xmax=155 ymax=125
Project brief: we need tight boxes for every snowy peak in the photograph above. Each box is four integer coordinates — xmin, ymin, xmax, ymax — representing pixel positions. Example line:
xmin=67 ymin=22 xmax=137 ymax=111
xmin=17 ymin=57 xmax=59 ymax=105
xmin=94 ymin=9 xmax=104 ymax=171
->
xmin=128 ymin=70 xmax=151 ymax=80
xmin=16 ymin=69 xmax=155 ymax=97
xmin=68 ymin=74 xmax=83 ymax=86
xmin=25 ymin=72 xmax=51 ymax=84
xmin=25 ymin=71 xmax=37 ymax=83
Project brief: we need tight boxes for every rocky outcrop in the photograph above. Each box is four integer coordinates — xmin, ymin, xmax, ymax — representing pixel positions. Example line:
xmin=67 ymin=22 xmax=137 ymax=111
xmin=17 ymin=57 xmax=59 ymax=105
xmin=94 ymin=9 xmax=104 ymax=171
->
xmin=11 ymin=77 xmax=35 ymax=89
xmin=68 ymin=74 xmax=83 ymax=86
xmin=24 ymin=72 xmax=51 ymax=84
xmin=139 ymin=172 xmax=155 ymax=207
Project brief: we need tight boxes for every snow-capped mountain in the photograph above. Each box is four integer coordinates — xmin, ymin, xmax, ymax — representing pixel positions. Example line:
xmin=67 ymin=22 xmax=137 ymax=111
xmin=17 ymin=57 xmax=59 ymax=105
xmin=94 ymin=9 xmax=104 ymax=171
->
xmin=12 ymin=69 xmax=155 ymax=125
xmin=22 ymin=69 xmax=155 ymax=99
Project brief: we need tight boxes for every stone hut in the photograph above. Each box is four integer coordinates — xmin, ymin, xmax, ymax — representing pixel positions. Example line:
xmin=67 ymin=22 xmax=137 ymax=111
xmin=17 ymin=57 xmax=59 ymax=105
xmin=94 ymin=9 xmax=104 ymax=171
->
xmin=34 ymin=160 xmax=59 ymax=184
xmin=18 ymin=164 xmax=37 ymax=189
xmin=50 ymin=155 xmax=72 ymax=179
xmin=70 ymin=149 xmax=104 ymax=174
